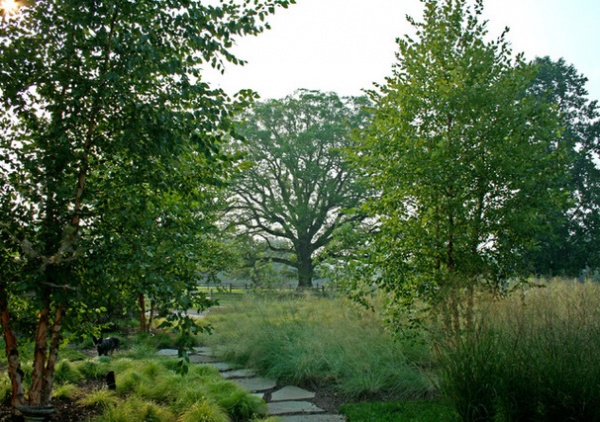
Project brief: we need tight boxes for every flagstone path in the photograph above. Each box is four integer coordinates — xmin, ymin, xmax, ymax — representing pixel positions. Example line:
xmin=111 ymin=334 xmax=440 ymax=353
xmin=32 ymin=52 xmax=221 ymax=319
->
xmin=158 ymin=347 xmax=346 ymax=421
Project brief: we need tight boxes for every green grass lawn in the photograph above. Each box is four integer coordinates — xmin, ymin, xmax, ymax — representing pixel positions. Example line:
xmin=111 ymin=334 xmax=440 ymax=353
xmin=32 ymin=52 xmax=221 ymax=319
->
xmin=341 ymin=400 xmax=459 ymax=422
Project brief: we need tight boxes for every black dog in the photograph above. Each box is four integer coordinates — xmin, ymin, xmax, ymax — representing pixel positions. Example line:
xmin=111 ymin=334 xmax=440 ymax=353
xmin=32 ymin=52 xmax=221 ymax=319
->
xmin=93 ymin=336 xmax=120 ymax=356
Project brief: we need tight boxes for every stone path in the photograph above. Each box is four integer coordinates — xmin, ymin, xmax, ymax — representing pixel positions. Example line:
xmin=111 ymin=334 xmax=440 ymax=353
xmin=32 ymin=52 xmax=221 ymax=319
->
xmin=159 ymin=347 xmax=345 ymax=421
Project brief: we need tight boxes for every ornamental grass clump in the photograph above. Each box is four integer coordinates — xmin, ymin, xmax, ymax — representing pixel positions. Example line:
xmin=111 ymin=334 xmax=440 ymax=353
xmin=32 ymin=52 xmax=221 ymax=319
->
xmin=54 ymin=360 xmax=85 ymax=385
xmin=203 ymin=294 xmax=433 ymax=399
xmin=71 ymin=355 xmax=266 ymax=421
xmin=178 ymin=400 xmax=229 ymax=422
xmin=438 ymin=280 xmax=600 ymax=421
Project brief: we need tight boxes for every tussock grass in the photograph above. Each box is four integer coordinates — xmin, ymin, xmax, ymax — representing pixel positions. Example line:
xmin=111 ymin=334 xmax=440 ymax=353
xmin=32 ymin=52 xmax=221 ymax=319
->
xmin=121 ymin=343 xmax=160 ymax=360
xmin=70 ymin=355 xmax=267 ymax=421
xmin=59 ymin=347 xmax=89 ymax=362
xmin=55 ymin=360 xmax=85 ymax=385
xmin=94 ymin=396 xmax=176 ymax=422
xmin=341 ymin=400 xmax=459 ymax=422
xmin=438 ymin=279 xmax=600 ymax=421
xmin=203 ymin=380 xmax=268 ymax=419
xmin=77 ymin=388 xmax=119 ymax=408
xmin=203 ymin=294 xmax=433 ymax=399
xmin=178 ymin=400 xmax=229 ymax=422
xmin=53 ymin=383 xmax=80 ymax=399
xmin=75 ymin=359 xmax=110 ymax=380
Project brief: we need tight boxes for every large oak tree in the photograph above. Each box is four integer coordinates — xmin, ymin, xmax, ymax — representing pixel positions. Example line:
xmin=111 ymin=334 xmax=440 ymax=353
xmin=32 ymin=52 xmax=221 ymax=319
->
xmin=229 ymin=90 xmax=371 ymax=289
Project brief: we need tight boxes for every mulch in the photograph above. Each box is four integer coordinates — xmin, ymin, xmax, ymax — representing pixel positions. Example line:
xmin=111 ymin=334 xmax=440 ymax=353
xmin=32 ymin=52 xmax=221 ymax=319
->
xmin=0 ymin=397 xmax=101 ymax=422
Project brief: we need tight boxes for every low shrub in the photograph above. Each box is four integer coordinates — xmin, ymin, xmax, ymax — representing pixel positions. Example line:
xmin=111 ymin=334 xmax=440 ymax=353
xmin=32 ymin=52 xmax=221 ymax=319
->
xmin=0 ymin=374 xmax=11 ymax=402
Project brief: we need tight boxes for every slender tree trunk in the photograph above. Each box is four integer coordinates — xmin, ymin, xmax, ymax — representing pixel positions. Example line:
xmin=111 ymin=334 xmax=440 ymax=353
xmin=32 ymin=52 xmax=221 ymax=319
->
xmin=465 ymin=281 xmax=475 ymax=335
xmin=451 ymin=288 xmax=462 ymax=339
xmin=29 ymin=300 xmax=50 ymax=406
xmin=41 ymin=304 xmax=64 ymax=406
xmin=0 ymin=287 xmax=25 ymax=407
xmin=148 ymin=299 xmax=155 ymax=332
xmin=138 ymin=292 xmax=147 ymax=332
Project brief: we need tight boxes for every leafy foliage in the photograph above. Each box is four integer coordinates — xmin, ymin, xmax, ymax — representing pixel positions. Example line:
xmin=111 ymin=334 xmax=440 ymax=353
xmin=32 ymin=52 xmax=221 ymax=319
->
xmin=526 ymin=57 xmax=600 ymax=276
xmin=350 ymin=0 xmax=567 ymax=329
xmin=0 ymin=0 xmax=294 ymax=407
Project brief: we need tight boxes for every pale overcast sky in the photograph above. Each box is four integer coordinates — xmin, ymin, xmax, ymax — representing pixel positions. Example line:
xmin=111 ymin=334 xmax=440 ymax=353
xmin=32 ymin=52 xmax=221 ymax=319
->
xmin=204 ymin=0 xmax=600 ymax=101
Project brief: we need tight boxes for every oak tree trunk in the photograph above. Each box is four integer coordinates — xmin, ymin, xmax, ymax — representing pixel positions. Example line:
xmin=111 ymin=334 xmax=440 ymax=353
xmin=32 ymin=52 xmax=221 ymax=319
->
xmin=296 ymin=246 xmax=314 ymax=290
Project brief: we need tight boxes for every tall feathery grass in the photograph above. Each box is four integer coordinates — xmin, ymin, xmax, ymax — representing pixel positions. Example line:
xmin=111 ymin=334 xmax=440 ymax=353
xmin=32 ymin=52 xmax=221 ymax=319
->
xmin=202 ymin=294 xmax=433 ymax=400
xmin=438 ymin=280 xmax=600 ymax=421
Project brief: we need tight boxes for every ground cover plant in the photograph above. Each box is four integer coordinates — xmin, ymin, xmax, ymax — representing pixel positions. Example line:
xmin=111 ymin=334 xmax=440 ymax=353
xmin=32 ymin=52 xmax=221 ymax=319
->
xmin=0 ymin=331 xmax=270 ymax=421
xmin=0 ymin=0 xmax=295 ymax=409
xmin=201 ymin=294 xmax=434 ymax=400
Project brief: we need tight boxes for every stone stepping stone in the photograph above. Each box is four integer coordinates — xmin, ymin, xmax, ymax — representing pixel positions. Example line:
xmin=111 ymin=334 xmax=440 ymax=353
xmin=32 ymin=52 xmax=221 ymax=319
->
xmin=204 ymin=362 xmax=234 ymax=372
xmin=189 ymin=354 xmax=219 ymax=364
xmin=221 ymin=368 xmax=256 ymax=379
xmin=156 ymin=349 xmax=179 ymax=357
xmin=278 ymin=415 xmax=345 ymax=422
xmin=267 ymin=401 xmax=325 ymax=415
xmin=234 ymin=377 xmax=277 ymax=392
xmin=271 ymin=386 xmax=316 ymax=402
xmin=192 ymin=346 xmax=213 ymax=355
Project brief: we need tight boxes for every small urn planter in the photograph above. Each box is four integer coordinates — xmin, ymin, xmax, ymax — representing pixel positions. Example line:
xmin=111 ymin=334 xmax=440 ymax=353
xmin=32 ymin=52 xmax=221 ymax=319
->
xmin=15 ymin=405 xmax=56 ymax=422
